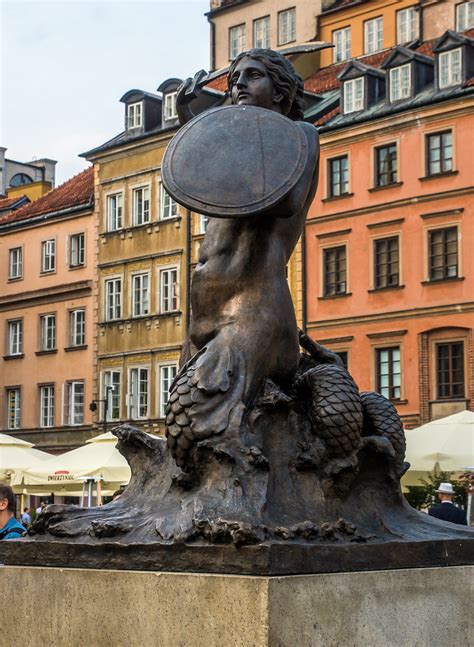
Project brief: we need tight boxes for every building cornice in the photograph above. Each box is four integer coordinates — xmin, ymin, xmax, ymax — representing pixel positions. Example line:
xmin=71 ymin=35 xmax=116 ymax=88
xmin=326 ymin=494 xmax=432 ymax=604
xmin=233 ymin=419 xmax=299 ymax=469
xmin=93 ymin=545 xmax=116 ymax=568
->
xmin=0 ymin=280 xmax=92 ymax=311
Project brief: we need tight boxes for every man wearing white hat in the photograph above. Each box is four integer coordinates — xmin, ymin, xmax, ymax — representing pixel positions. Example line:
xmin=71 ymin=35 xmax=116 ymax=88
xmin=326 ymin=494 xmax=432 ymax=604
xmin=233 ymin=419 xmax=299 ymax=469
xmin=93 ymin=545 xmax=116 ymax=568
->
xmin=428 ymin=482 xmax=467 ymax=525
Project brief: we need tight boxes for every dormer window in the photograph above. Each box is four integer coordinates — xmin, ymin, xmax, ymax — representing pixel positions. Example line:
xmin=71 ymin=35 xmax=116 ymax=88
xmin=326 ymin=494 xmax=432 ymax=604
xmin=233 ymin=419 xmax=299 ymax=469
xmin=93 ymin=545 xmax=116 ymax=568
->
xmin=164 ymin=92 xmax=178 ymax=121
xmin=127 ymin=102 xmax=142 ymax=129
xmin=439 ymin=48 xmax=462 ymax=88
xmin=397 ymin=7 xmax=419 ymax=44
xmin=389 ymin=64 xmax=411 ymax=101
xmin=343 ymin=78 xmax=364 ymax=113
xmin=456 ymin=2 xmax=474 ymax=31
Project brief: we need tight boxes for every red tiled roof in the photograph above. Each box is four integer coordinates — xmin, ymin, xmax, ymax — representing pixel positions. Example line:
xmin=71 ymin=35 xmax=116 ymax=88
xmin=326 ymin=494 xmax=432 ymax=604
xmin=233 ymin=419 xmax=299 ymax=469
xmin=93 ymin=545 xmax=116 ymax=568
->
xmin=315 ymin=106 xmax=340 ymax=126
xmin=322 ymin=0 xmax=366 ymax=14
xmin=207 ymin=75 xmax=228 ymax=92
xmin=0 ymin=167 xmax=93 ymax=225
xmin=0 ymin=194 xmax=28 ymax=212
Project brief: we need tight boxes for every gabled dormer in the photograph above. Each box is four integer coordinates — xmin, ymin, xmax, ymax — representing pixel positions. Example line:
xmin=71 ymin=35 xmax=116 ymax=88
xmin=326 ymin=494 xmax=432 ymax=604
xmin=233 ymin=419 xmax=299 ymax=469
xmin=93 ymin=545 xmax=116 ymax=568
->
xmin=381 ymin=46 xmax=434 ymax=102
xmin=433 ymin=30 xmax=474 ymax=90
xmin=120 ymin=90 xmax=162 ymax=135
xmin=338 ymin=61 xmax=385 ymax=115
xmin=157 ymin=79 xmax=182 ymax=129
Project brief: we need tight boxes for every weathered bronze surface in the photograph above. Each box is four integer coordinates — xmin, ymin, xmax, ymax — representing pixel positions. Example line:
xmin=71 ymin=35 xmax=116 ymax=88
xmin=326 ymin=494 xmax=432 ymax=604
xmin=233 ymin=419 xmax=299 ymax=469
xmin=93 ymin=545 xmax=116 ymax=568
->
xmin=2 ymin=48 xmax=473 ymax=573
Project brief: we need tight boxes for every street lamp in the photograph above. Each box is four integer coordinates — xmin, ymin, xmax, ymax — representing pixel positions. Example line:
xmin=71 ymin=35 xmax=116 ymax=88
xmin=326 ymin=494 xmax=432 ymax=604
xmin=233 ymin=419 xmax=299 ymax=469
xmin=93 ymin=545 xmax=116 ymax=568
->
xmin=89 ymin=385 xmax=115 ymax=435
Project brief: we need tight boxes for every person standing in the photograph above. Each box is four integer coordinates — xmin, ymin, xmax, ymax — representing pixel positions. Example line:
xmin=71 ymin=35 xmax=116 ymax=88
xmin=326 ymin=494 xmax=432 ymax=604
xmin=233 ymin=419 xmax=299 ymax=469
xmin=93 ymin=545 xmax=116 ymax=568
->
xmin=428 ymin=482 xmax=467 ymax=525
xmin=21 ymin=506 xmax=32 ymax=527
xmin=0 ymin=483 xmax=26 ymax=540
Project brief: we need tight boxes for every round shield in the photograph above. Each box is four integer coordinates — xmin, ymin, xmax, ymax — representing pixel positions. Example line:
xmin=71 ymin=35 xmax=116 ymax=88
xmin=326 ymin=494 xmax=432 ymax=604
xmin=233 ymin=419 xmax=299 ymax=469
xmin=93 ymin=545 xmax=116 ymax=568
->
xmin=161 ymin=105 xmax=308 ymax=217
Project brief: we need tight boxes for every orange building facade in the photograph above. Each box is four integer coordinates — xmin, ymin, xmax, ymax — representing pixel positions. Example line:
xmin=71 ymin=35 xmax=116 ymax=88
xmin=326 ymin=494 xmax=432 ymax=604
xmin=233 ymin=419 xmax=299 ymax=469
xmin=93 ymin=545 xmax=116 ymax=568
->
xmin=0 ymin=169 xmax=96 ymax=451
xmin=304 ymin=24 xmax=474 ymax=427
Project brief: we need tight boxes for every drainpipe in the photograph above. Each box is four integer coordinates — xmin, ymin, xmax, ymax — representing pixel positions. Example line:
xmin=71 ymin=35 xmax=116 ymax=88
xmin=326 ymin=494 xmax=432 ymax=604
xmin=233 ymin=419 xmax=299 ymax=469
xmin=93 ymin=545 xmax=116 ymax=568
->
xmin=208 ymin=17 xmax=216 ymax=72
xmin=301 ymin=228 xmax=307 ymax=334
xmin=185 ymin=209 xmax=192 ymax=331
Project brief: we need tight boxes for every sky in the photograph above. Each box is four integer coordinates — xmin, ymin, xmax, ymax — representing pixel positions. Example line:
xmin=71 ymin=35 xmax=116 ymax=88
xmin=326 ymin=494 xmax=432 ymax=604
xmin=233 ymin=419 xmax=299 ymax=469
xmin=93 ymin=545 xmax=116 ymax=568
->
xmin=1 ymin=0 xmax=210 ymax=184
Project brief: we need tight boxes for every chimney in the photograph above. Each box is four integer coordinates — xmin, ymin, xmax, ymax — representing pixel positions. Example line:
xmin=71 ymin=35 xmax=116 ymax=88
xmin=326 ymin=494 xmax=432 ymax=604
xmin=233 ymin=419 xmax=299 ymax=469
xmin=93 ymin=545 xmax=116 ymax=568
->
xmin=28 ymin=158 xmax=57 ymax=188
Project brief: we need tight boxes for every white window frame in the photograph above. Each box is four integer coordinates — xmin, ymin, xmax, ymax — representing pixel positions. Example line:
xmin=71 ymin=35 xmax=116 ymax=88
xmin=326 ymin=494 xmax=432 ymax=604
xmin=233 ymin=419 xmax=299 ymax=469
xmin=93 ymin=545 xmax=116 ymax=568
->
xmin=343 ymin=78 xmax=364 ymax=114
xmin=8 ymin=247 xmax=23 ymax=279
xmin=69 ymin=309 xmax=86 ymax=347
xmin=364 ymin=16 xmax=383 ymax=54
xmin=229 ymin=23 xmax=246 ymax=60
xmin=439 ymin=48 xmax=462 ymax=88
xmin=131 ymin=272 xmax=150 ymax=317
xmin=160 ymin=182 xmax=179 ymax=220
xmin=105 ymin=277 xmax=122 ymax=321
xmin=64 ymin=380 xmax=84 ymax=426
xmin=397 ymin=7 xmax=419 ymax=44
xmin=128 ymin=367 xmax=149 ymax=420
xmin=68 ymin=232 xmax=85 ymax=267
xmin=164 ymin=92 xmax=178 ymax=120
xmin=278 ymin=7 xmax=296 ymax=45
xmin=127 ymin=101 xmax=142 ymax=129
xmin=333 ymin=27 xmax=351 ymax=63
xmin=106 ymin=192 xmax=123 ymax=231
xmin=376 ymin=346 xmax=402 ymax=401
xmin=102 ymin=370 xmax=121 ymax=421
xmin=456 ymin=1 xmax=474 ymax=31
xmin=41 ymin=239 xmax=56 ymax=273
xmin=6 ymin=388 xmax=21 ymax=430
xmin=159 ymin=266 xmax=179 ymax=313
xmin=8 ymin=319 xmax=23 ymax=356
xmin=253 ymin=16 xmax=270 ymax=49
xmin=40 ymin=314 xmax=56 ymax=351
xmin=132 ymin=185 xmax=150 ymax=226
xmin=389 ymin=64 xmax=412 ymax=101
xmin=199 ymin=214 xmax=209 ymax=235
xmin=158 ymin=364 xmax=178 ymax=418
xmin=39 ymin=385 xmax=55 ymax=428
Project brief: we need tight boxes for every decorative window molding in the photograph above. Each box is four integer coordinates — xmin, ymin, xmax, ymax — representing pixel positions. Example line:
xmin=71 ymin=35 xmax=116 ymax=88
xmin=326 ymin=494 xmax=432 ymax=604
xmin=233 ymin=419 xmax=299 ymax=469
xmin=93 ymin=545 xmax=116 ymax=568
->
xmin=105 ymin=277 xmax=122 ymax=321
xmin=278 ymin=7 xmax=296 ymax=45
xmin=229 ymin=23 xmax=246 ymax=60
xmin=253 ymin=16 xmax=270 ymax=49
xmin=333 ymin=27 xmax=351 ymax=63
xmin=131 ymin=272 xmax=150 ymax=317
xmin=343 ymin=78 xmax=364 ymax=113
xmin=127 ymin=102 xmax=142 ymax=129
xmin=39 ymin=385 xmax=55 ymax=428
xmin=158 ymin=364 xmax=178 ymax=418
xmin=8 ymin=247 xmax=23 ymax=280
xmin=438 ymin=48 xmax=462 ymax=88
xmin=132 ymin=185 xmax=150 ymax=226
xmin=397 ymin=7 xmax=419 ymax=44
xmin=106 ymin=192 xmax=123 ymax=231
xmin=389 ymin=64 xmax=411 ymax=101
xmin=364 ymin=16 xmax=383 ymax=54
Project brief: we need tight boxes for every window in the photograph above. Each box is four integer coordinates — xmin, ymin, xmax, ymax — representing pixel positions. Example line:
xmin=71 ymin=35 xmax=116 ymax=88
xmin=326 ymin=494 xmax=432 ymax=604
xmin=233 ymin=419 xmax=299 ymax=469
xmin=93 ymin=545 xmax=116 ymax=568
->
xmin=6 ymin=388 xmax=21 ymax=429
xmin=65 ymin=381 xmax=84 ymax=426
xmin=68 ymin=233 xmax=85 ymax=267
xmin=323 ymin=246 xmax=347 ymax=296
xmin=389 ymin=64 xmax=411 ymax=101
xmin=128 ymin=367 xmax=148 ymax=419
xmin=159 ymin=364 xmax=178 ymax=417
xmin=333 ymin=27 xmax=351 ymax=63
xmin=8 ymin=247 xmax=23 ymax=279
xmin=253 ymin=16 xmax=270 ymax=48
xmin=107 ymin=193 xmax=123 ymax=231
xmin=41 ymin=239 xmax=56 ymax=273
xmin=343 ymin=78 xmax=364 ymax=113
xmin=375 ymin=143 xmax=397 ymax=186
xmin=10 ymin=173 xmax=32 ymax=187
xmin=376 ymin=347 xmax=401 ymax=400
xmin=426 ymin=131 xmax=453 ymax=176
xmin=364 ymin=17 xmax=383 ymax=54
xmin=374 ymin=236 xmax=399 ymax=289
xmin=132 ymin=186 xmax=150 ymax=225
xmin=164 ymin=92 xmax=178 ymax=120
xmin=8 ymin=320 xmax=22 ymax=356
xmin=229 ymin=24 xmax=246 ymax=59
xmin=127 ymin=102 xmax=142 ymax=129
xmin=397 ymin=7 xmax=419 ymax=43
xmin=69 ymin=309 xmax=86 ymax=346
xmin=436 ymin=342 xmax=464 ymax=399
xmin=103 ymin=370 xmax=121 ymax=420
xmin=160 ymin=184 xmax=179 ymax=220
xmin=456 ymin=2 xmax=474 ymax=30
xmin=328 ymin=156 xmax=349 ymax=197
xmin=199 ymin=214 xmax=209 ymax=234
xmin=278 ymin=7 xmax=296 ymax=45
xmin=40 ymin=314 xmax=56 ymax=351
xmin=428 ymin=227 xmax=458 ymax=280
xmin=160 ymin=267 xmax=179 ymax=312
xmin=131 ymin=273 xmax=150 ymax=317
xmin=334 ymin=351 xmax=348 ymax=370
xmin=39 ymin=385 xmax=54 ymax=428
xmin=105 ymin=278 xmax=122 ymax=321
xmin=439 ymin=48 xmax=462 ymax=88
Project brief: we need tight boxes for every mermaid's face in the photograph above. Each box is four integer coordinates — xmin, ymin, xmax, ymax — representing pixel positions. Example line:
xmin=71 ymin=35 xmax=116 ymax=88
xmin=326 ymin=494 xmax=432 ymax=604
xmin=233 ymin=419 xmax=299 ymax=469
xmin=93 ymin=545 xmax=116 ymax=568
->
xmin=229 ymin=58 xmax=282 ymax=113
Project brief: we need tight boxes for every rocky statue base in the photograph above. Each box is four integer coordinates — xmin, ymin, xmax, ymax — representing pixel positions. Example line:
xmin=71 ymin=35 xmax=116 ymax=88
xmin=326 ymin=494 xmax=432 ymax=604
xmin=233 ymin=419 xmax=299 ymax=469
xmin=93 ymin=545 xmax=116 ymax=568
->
xmin=1 ymin=343 xmax=473 ymax=573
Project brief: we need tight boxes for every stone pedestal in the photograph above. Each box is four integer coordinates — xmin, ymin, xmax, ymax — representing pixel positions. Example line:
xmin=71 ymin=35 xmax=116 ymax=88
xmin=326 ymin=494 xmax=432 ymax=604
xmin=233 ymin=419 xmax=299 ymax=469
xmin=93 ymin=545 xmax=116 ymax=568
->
xmin=1 ymin=565 xmax=472 ymax=646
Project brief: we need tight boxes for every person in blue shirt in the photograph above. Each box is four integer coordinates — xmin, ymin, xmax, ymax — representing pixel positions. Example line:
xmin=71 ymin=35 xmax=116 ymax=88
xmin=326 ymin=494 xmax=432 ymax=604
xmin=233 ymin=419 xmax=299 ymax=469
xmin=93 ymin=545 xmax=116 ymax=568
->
xmin=0 ymin=483 xmax=26 ymax=540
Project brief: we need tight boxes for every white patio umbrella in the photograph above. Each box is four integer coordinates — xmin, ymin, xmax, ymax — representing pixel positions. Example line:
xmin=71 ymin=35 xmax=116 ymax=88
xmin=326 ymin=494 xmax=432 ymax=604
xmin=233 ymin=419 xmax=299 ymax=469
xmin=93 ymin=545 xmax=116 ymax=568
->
xmin=403 ymin=410 xmax=474 ymax=486
xmin=0 ymin=433 xmax=51 ymax=483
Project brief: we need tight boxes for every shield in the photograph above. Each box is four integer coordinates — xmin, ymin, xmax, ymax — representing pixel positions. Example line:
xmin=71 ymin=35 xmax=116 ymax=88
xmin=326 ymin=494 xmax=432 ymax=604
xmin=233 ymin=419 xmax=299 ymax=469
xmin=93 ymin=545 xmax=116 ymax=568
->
xmin=161 ymin=105 xmax=308 ymax=217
